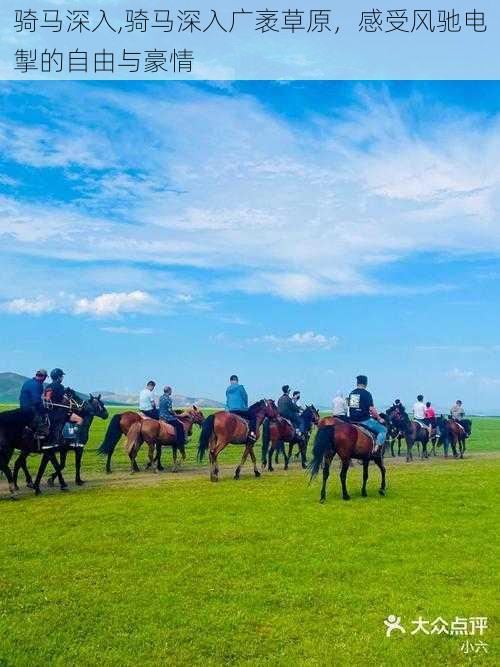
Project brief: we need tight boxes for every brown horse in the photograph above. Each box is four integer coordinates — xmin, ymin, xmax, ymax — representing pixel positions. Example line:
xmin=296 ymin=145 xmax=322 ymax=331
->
xmin=197 ymin=400 xmax=278 ymax=481
xmin=261 ymin=404 xmax=320 ymax=471
xmin=98 ymin=408 xmax=201 ymax=472
xmin=309 ymin=416 xmax=388 ymax=503
xmin=124 ymin=407 xmax=205 ymax=472
xmin=438 ymin=417 xmax=471 ymax=459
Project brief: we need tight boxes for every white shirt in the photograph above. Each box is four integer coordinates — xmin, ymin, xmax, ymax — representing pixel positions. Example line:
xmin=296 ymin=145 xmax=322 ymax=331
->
xmin=332 ymin=395 xmax=348 ymax=416
xmin=139 ymin=388 xmax=156 ymax=410
xmin=413 ymin=401 xmax=426 ymax=420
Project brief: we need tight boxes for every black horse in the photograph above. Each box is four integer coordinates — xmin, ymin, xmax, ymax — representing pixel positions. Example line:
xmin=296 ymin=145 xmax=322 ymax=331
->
xmin=0 ymin=408 xmax=66 ymax=499
xmin=13 ymin=392 xmax=108 ymax=490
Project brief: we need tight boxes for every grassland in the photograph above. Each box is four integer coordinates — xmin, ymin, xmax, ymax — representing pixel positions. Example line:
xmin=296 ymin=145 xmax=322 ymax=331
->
xmin=0 ymin=409 xmax=498 ymax=666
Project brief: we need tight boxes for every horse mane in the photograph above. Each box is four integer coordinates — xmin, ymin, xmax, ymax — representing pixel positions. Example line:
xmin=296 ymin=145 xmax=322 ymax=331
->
xmin=248 ymin=400 xmax=265 ymax=415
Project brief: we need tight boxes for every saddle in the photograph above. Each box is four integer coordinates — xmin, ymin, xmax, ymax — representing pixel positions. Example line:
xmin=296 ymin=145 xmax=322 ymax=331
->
xmin=352 ymin=423 xmax=377 ymax=449
xmin=138 ymin=411 xmax=155 ymax=420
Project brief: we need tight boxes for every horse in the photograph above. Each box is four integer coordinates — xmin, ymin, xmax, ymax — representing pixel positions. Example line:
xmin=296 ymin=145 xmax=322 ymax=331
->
xmin=197 ymin=400 xmax=278 ymax=481
xmin=0 ymin=408 xmax=66 ymax=498
xmin=387 ymin=421 xmax=405 ymax=457
xmin=261 ymin=404 xmax=320 ymax=471
xmin=437 ymin=416 xmax=471 ymax=459
xmin=309 ymin=415 xmax=388 ymax=503
xmin=389 ymin=413 xmax=434 ymax=462
xmin=44 ymin=393 xmax=108 ymax=486
xmin=98 ymin=408 xmax=199 ymax=473
xmin=124 ymin=407 xmax=205 ymax=473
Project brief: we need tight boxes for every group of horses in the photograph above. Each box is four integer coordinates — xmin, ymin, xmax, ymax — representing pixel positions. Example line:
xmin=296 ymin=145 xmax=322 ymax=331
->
xmin=0 ymin=393 xmax=471 ymax=503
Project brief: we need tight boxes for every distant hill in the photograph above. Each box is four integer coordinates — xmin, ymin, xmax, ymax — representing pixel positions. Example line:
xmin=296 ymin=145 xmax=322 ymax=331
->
xmin=0 ymin=372 xmax=224 ymax=408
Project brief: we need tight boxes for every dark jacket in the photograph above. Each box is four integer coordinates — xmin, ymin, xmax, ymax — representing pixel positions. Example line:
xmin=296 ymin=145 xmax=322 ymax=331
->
xmin=19 ymin=377 xmax=44 ymax=411
xmin=44 ymin=380 xmax=65 ymax=403
xmin=277 ymin=394 xmax=300 ymax=420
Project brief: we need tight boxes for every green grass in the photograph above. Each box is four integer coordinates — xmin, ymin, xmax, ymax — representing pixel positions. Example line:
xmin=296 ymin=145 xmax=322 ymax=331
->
xmin=0 ymin=408 xmax=499 ymax=665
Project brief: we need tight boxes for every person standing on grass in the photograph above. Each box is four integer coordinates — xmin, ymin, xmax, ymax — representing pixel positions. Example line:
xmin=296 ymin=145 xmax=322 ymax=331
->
xmin=225 ymin=374 xmax=256 ymax=442
xmin=139 ymin=380 xmax=158 ymax=419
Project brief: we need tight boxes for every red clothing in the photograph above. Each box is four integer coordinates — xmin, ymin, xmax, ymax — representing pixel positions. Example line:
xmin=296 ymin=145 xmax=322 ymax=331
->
xmin=425 ymin=407 xmax=436 ymax=419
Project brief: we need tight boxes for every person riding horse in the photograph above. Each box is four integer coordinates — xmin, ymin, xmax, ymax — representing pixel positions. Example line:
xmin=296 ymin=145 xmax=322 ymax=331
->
xmin=159 ymin=385 xmax=186 ymax=446
xmin=225 ymin=375 xmax=257 ymax=442
xmin=347 ymin=375 xmax=387 ymax=454
xmin=277 ymin=385 xmax=302 ymax=436
xmin=43 ymin=368 xmax=83 ymax=450
xmin=450 ymin=400 xmax=471 ymax=437
xmin=19 ymin=369 xmax=49 ymax=437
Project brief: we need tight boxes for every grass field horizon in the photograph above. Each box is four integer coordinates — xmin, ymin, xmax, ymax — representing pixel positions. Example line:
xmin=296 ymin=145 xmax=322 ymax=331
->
xmin=1 ymin=407 xmax=498 ymax=665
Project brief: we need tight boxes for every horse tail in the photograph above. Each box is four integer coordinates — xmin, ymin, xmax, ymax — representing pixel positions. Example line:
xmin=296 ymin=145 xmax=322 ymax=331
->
xmin=125 ymin=421 xmax=143 ymax=457
xmin=261 ymin=418 xmax=271 ymax=465
xmin=97 ymin=413 xmax=122 ymax=456
xmin=309 ymin=425 xmax=335 ymax=480
xmin=197 ymin=414 xmax=215 ymax=462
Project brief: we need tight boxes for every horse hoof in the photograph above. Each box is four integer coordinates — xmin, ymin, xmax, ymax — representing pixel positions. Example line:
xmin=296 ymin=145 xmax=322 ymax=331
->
xmin=106 ymin=468 xmax=112 ymax=475
xmin=210 ymin=474 xmax=219 ymax=482
xmin=362 ymin=491 xmax=367 ymax=497
xmin=301 ymin=464 xmax=307 ymax=470
xmin=254 ymin=470 xmax=261 ymax=478
xmin=284 ymin=465 xmax=289 ymax=471
xmin=26 ymin=481 xmax=34 ymax=489
xmin=47 ymin=478 xmax=55 ymax=488
xmin=34 ymin=486 xmax=42 ymax=496
xmin=379 ymin=489 xmax=386 ymax=496
xmin=343 ymin=495 xmax=351 ymax=501
xmin=75 ymin=479 xmax=85 ymax=486
xmin=60 ymin=485 xmax=69 ymax=492
xmin=319 ymin=497 xmax=326 ymax=504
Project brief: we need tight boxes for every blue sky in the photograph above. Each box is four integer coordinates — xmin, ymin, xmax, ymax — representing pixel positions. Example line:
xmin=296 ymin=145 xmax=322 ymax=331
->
xmin=0 ymin=80 xmax=499 ymax=412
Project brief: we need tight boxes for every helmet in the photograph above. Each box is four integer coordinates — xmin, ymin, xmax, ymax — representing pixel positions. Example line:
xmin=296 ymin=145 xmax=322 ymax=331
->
xmin=50 ymin=368 xmax=65 ymax=381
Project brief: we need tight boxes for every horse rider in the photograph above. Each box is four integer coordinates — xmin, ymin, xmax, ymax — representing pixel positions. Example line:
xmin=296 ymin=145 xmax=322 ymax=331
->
xmin=332 ymin=390 xmax=348 ymax=418
xmin=139 ymin=380 xmax=159 ymax=419
xmin=225 ymin=374 xmax=257 ymax=442
xmin=19 ymin=368 xmax=47 ymax=418
xmin=43 ymin=368 xmax=83 ymax=450
xmin=277 ymin=385 xmax=302 ymax=435
xmin=158 ymin=385 xmax=186 ymax=446
xmin=450 ymin=400 xmax=469 ymax=437
xmin=387 ymin=399 xmax=406 ymax=421
xmin=412 ymin=394 xmax=431 ymax=435
xmin=347 ymin=375 xmax=387 ymax=454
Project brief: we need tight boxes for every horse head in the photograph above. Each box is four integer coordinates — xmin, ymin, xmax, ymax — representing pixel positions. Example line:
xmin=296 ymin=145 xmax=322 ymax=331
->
xmin=88 ymin=393 xmax=108 ymax=420
xmin=190 ymin=405 xmax=205 ymax=425
xmin=265 ymin=399 xmax=279 ymax=419
xmin=307 ymin=404 xmax=321 ymax=424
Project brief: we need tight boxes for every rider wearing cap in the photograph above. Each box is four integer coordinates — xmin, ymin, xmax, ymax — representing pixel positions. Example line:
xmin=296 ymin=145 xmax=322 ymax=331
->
xmin=347 ymin=375 xmax=387 ymax=453
xmin=277 ymin=385 xmax=302 ymax=435
xmin=44 ymin=368 xmax=83 ymax=449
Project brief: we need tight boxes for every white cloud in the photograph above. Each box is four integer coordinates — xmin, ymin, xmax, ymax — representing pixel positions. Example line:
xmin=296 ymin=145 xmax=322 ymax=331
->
xmin=3 ymin=296 xmax=56 ymax=315
xmin=448 ymin=368 xmax=475 ymax=380
xmin=1 ymin=84 xmax=500 ymax=301
xmin=100 ymin=326 xmax=154 ymax=335
xmin=250 ymin=331 xmax=339 ymax=351
xmin=73 ymin=291 xmax=156 ymax=318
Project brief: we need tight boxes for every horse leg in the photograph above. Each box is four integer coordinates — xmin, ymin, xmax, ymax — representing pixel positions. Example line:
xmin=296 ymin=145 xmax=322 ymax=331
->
xmin=0 ymin=458 xmax=18 ymax=499
xmin=235 ymin=445 xmax=250 ymax=480
xmin=451 ymin=437 xmax=459 ymax=459
xmin=249 ymin=447 xmax=261 ymax=478
xmin=320 ymin=451 xmax=333 ymax=504
xmin=49 ymin=452 xmax=68 ymax=490
xmin=156 ymin=443 xmax=165 ymax=472
xmin=33 ymin=453 xmax=51 ymax=494
xmin=172 ymin=446 xmax=178 ymax=472
xmin=390 ymin=438 xmax=395 ymax=458
xmin=339 ymin=458 xmax=351 ymax=501
xmin=282 ymin=441 xmax=290 ymax=470
xmin=106 ymin=452 xmax=112 ymax=474
xmin=48 ymin=448 xmax=67 ymax=487
xmin=361 ymin=459 xmax=369 ymax=497
xmin=267 ymin=443 xmax=274 ymax=472
xmin=406 ymin=438 xmax=413 ymax=463
xmin=287 ymin=442 xmax=293 ymax=466
xmin=374 ymin=456 xmax=387 ymax=495
xmin=300 ymin=441 xmax=307 ymax=469
xmin=209 ymin=439 xmax=222 ymax=482
xmin=398 ymin=436 xmax=402 ymax=457
xmin=13 ymin=453 xmax=32 ymax=490
xmin=75 ymin=447 xmax=85 ymax=485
